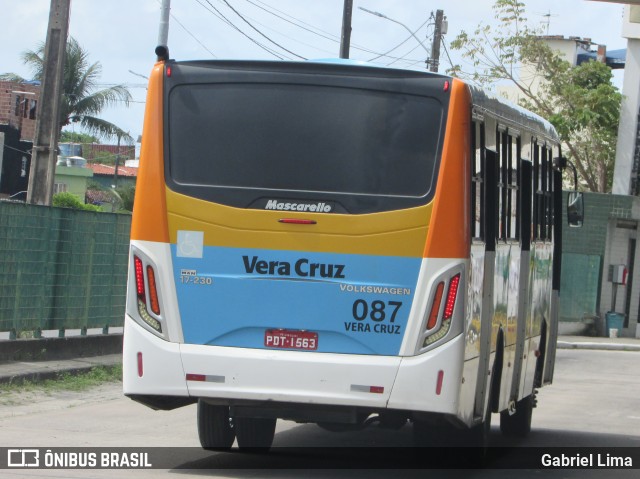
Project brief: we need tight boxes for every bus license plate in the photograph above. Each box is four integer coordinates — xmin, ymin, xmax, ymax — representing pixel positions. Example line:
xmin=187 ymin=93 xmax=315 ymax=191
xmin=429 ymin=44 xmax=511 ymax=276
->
xmin=264 ymin=329 xmax=318 ymax=350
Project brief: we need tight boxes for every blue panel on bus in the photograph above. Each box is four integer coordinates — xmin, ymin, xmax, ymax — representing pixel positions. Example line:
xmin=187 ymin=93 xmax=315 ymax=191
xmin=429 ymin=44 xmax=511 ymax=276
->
xmin=171 ymin=246 xmax=421 ymax=356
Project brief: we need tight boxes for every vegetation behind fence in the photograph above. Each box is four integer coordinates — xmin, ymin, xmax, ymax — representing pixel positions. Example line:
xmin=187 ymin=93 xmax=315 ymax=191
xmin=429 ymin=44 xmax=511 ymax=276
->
xmin=0 ymin=202 xmax=130 ymax=338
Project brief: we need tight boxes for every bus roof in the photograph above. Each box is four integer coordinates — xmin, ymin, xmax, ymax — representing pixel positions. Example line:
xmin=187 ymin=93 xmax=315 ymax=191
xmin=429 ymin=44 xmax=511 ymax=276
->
xmin=469 ymin=85 xmax=559 ymax=142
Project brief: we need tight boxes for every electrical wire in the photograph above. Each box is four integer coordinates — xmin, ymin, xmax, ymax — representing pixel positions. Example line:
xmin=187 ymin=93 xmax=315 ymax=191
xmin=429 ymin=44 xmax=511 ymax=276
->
xmin=237 ymin=14 xmax=337 ymax=57
xmin=219 ymin=0 xmax=306 ymax=60
xmin=153 ymin=0 xmax=217 ymax=57
xmin=2 ymin=143 xmax=32 ymax=157
xmin=385 ymin=42 xmax=425 ymax=68
xmin=172 ymin=10 xmax=218 ymax=58
xmin=441 ymin=36 xmax=455 ymax=71
xmin=243 ymin=0 xmax=340 ymax=44
xmin=195 ymin=0 xmax=288 ymax=59
xmin=242 ymin=0 xmax=423 ymax=60
xmin=368 ymin=17 xmax=433 ymax=62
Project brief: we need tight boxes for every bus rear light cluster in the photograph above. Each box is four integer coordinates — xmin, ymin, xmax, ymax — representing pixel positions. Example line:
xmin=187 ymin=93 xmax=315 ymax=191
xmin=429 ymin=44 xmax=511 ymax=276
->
xmin=422 ymin=273 xmax=461 ymax=348
xmin=133 ymin=254 xmax=162 ymax=333
xmin=443 ymin=274 xmax=460 ymax=320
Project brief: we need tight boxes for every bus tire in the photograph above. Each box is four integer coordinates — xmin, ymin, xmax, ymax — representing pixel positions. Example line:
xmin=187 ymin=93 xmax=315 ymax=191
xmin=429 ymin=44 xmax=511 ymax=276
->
xmin=234 ymin=417 xmax=277 ymax=450
xmin=197 ymin=400 xmax=235 ymax=450
xmin=500 ymin=393 xmax=534 ymax=437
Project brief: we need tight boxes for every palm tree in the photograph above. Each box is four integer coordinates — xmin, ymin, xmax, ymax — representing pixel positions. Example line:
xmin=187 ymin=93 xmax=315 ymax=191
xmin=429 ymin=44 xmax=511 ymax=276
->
xmin=1 ymin=37 xmax=133 ymax=142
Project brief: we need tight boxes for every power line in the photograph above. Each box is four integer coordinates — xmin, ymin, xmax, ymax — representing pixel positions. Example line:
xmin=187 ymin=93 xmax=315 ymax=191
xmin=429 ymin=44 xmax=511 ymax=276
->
xmin=219 ymin=0 xmax=306 ymax=60
xmin=236 ymin=12 xmax=337 ymax=56
xmin=243 ymin=0 xmax=338 ymax=43
xmin=171 ymin=8 xmax=218 ymax=57
xmin=95 ymin=83 xmax=147 ymax=88
xmin=385 ymin=42 xmax=426 ymax=68
xmin=440 ymin=36 xmax=455 ymax=72
xmin=195 ymin=0 xmax=288 ymax=59
xmin=242 ymin=0 xmax=420 ymax=60
xmin=368 ymin=17 xmax=433 ymax=62
xmin=195 ymin=0 xmax=283 ymax=58
xmin=154 ymin=0 xmax=217 ymax=57
xmin=2 ymin=143 xmax=32 ymax=157
xmin=195 ymin=0 xmax=426 ymax=64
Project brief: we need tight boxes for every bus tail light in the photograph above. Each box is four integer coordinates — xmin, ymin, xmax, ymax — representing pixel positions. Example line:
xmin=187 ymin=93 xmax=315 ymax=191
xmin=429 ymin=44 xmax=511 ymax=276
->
xmin=426 ymin=282 xmax=445 ymax=330
xmin=134 ymin=256 xmax=145 ymax=296
xmin=147 ymin=265 xmax=161 ymax=315
xmin=132 ymin=254 xmax=162 ymax=333
xmin=443 ymin=274 xmax=460 ymax=320
xmin=422 ymin=272 xmax=462 ymax=349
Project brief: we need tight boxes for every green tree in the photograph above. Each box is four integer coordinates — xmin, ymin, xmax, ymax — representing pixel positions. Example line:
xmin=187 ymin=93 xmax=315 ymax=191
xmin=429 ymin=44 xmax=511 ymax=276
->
xmin=116 ymin=185 xmax=136 ymax=212
xmin=60 ymin=131 xmax=99 ymax=144
xmin=447 ymin=0 xmax=622 ymax=192
xmin=1 ymin=37 xmax=133 ymax=143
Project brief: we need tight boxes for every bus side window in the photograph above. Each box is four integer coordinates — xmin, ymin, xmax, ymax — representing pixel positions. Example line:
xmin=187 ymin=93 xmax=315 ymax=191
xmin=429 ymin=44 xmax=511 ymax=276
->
xmin=532 ymin=141 xmax=554 ymax=242
xmin=471 ymin=120 xmax=485 ymax=241
xmin=497 ymin=127 xmax=506 ymax=241
xmin=496 ymin=126 xmax=520 ymax=242
xmin=545 ymin=146 xmax=555 ymax=241
xmin=533 ymin=142 xmax=540 ymax=241
xmin=508 ymin=132 xmax=520 ymax=241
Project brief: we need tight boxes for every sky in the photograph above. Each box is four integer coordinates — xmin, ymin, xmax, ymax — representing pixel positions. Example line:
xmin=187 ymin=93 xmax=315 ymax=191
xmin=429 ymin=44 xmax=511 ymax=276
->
xmin=0 ymin=0 xmax=630 ymax=146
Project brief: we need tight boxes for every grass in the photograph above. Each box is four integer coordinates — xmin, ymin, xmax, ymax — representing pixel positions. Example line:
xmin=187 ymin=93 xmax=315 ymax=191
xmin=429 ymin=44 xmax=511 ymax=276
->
xmin=0 ymin=363 xmax=123 ymax=394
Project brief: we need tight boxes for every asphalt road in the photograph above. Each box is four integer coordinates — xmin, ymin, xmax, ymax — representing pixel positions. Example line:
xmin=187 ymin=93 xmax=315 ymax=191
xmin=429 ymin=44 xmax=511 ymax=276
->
xmin=0 ymin=348 xmax=639 ymax=478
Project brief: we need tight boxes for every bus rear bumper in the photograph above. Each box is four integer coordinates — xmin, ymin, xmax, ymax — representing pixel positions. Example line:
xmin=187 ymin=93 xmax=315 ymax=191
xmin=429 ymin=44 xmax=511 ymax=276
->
xmin=123 ymin=316 xmax=463 ymax=416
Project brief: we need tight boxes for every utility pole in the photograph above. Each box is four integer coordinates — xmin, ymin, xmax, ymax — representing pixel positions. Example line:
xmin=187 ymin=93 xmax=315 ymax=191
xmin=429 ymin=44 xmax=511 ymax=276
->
xmin=27 ymin=0 xmax=70 ymax=206
xmin=113 ymin=134 xmax=121 ymax=190
xmin=156 ymin=0 xmax=171 ymax=61
xmin=339 ymin=0 xmax=353 ymax=59
xmin=429 ymin=10 xmax=444 ymax=73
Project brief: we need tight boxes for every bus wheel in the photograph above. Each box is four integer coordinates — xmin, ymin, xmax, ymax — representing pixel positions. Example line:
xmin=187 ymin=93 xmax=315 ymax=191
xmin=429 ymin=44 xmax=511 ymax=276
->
xmin=197 ymin=400 xmax=235 ymax=450
xmin=234 ymin=417 xmax=277 ymax=450
xmin=500 ymin=393 xmax=534 ymax=437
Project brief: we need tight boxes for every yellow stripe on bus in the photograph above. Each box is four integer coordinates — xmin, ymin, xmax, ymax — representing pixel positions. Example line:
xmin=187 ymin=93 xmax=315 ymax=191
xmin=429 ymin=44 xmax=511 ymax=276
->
xmin=165 ymin=188 xmax=432 ymax=258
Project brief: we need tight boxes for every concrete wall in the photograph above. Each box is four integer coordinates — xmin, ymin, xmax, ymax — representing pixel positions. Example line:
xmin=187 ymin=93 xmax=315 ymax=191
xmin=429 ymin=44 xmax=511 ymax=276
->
xmin=0 ymin=81 xmax=40 ymax=141
xmin=54 ymin=165 xmax=93 ymax=200
xmin=613 ymin=6 xmax=640 ymax=195
xmin=562 ymin=191 xmax=640 ymax=337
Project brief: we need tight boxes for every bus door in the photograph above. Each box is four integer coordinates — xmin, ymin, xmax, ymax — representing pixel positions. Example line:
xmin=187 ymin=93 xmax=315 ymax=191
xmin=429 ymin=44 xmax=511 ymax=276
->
xmin=510 ymin=159 xmax=532 ymax=402
xmin=493 ymin=128 xmax=522 ymax=412
xmin=472 ymin=147 xmax=497 ymax=422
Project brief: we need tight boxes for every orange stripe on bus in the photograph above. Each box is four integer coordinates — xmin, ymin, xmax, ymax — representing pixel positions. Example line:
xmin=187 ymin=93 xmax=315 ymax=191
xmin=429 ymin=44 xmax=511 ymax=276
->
xmin=130 ymin=63 xmax=170 ymax=243
xmin=423 ymin=79 xmax=471 ymax=259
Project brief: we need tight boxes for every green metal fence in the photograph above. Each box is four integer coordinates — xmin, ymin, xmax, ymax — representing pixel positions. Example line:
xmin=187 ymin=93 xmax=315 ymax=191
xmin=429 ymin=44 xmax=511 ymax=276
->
xmin=0 ymin=202 xmax=130 ymax=338
xmin=560 ymin=253 xmax=601 ymax=323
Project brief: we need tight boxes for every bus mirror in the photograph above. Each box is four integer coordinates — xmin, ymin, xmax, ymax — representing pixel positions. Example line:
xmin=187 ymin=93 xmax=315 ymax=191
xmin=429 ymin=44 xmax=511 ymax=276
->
xmin=567 ymin=191 xmax=584 ymax=228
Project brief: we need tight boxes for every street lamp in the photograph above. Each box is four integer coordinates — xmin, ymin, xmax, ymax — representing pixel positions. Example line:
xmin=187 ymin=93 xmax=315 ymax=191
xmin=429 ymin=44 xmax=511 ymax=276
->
xmin=358 ymin=6 xmax=431 ymax=67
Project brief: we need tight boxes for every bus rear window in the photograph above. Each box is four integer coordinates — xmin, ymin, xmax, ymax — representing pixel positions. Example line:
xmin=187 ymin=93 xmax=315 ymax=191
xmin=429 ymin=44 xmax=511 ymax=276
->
xmin=167 ymin=82 xmax=445 ymax=212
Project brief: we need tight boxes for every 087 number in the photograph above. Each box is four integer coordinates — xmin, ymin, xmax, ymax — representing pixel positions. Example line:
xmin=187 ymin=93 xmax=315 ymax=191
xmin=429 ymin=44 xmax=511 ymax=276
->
xmin=352 ymin=300 xmax=402 ymax=323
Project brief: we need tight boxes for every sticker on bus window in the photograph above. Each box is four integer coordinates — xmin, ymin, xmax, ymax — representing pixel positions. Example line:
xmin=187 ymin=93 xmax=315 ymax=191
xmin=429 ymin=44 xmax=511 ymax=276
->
xmin=177 ymin=231 xmax=204 ymax=258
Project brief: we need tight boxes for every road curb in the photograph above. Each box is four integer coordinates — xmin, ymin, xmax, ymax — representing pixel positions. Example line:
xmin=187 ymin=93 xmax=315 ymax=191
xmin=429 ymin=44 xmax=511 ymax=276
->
xmin=0 ymin=366 xmax=93 ymax=385
xmin=0 ymin=355 xmax=122 ymax=385
xmin=557 ymin=341 xmax=640 ymax=352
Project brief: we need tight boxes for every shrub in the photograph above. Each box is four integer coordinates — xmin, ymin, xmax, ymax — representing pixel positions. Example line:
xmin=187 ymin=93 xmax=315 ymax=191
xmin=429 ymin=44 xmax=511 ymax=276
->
xmin=52 ymin=192 xmax=100 ymax=211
